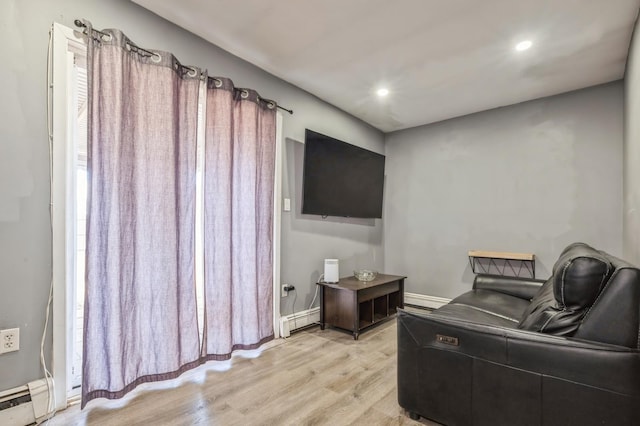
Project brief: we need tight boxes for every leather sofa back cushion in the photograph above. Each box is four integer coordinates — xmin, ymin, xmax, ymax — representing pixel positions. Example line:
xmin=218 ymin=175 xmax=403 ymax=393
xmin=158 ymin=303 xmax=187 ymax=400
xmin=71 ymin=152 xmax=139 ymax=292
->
xmin=518 ymin=280 xmax=585 ymax=336
xmin=552 ymin=254 xmax=612 ymax=310
xmin=518 ymin=243 xmax=612 ymax=336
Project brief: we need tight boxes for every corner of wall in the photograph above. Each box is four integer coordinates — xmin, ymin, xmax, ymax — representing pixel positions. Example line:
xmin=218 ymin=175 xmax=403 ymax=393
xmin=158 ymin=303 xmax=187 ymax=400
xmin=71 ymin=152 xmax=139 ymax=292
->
xmin=623 ymin=9 xmax=640 ymax=266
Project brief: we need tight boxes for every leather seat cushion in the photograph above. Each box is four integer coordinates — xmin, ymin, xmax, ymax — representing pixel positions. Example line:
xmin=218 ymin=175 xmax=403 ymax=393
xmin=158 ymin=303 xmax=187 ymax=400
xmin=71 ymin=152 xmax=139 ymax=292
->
xmin=430 ymin=303 xmax=520 ymax=328
xmin=433 ymin=289 xmax=531 ymax=328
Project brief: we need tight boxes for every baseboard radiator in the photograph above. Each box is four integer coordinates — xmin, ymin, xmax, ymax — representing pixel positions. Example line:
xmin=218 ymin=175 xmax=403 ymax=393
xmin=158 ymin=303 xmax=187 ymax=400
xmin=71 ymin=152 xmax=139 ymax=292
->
xmin=0 ymin=379 xmax=53 ymax=426
xmin=279 ymin=307 xmax=320 ymax=337
xmin=279 ymin=293 xmax=451 ymax=338
xmin=404 ymin=292 xmax=451 ymax=310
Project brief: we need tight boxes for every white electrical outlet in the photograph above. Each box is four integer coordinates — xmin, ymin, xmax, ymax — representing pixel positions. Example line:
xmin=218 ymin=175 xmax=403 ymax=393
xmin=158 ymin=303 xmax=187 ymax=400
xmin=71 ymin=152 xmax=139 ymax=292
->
xmin=0 ymin=328 xmax=20 ymax=354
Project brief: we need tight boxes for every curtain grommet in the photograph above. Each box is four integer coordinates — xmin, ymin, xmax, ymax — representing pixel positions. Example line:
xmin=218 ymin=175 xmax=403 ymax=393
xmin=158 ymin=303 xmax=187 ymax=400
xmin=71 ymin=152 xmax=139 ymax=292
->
xmin=214 ymin=78 xmax=223 ymax=88
xmin=187 ymin=67 xmax=198 ymax=78
xmin=151 ymin=53 xmax=162 ymax=63
xmin=101 ymin=33 xmax=112 ymax=42
xmin=241 ymin=90 xmax=249 ymax=99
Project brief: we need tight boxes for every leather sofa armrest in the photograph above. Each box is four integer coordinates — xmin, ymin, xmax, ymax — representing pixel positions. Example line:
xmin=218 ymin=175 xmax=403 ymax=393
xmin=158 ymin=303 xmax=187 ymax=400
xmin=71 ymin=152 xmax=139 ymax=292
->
xmin=398 ymin=309 xmax=640 ymax=425
xmin=398 ymin=309 xmax=640 ymax=396
xmin=473 ymin=274 xmax=546 ymax=300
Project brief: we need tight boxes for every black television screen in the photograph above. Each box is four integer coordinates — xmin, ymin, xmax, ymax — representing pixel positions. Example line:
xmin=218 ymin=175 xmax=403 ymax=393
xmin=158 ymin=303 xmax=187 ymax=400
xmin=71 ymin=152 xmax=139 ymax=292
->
xmin=302 ymin=129 xmax=385 ymax=218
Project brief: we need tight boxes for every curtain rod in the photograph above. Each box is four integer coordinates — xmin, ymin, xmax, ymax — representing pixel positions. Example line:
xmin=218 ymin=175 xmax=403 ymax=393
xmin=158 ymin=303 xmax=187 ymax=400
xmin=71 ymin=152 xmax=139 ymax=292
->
xmin=276 ymin=105 xmax=293 ymax=115
xmin=73 ymin=19 xmax=294 ymax=115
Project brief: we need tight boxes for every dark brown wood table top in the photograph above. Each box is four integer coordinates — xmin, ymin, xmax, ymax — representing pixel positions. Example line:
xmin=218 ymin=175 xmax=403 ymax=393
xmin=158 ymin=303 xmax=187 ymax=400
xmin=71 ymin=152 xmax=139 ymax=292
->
xmin=317 ymin=274 xmax=406 ymax=291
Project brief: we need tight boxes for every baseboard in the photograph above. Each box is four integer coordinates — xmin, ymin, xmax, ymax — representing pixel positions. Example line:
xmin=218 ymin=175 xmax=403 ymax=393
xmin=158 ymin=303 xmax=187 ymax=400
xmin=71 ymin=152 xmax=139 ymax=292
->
xmin=404 ymin=292 xmax=451 ymax=309
xmin=279 ymin=294 xmax=447 ymax=337
xmin=0 ymin=378 xmax=53 ymax=425
xmin=280 ymin=294 xmax=448 ymax=337
xmin=280 ymin=307 xmax=320 ymax=338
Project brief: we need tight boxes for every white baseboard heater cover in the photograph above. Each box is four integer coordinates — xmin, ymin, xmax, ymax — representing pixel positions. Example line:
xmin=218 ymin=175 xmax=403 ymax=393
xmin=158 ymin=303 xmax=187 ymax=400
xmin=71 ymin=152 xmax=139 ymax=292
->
xmin=279 ymin=307 xmax=320 ymax=337
xmin=0 ymin=379 xmax=53 ymax=426
xmin=279 ymin=294 xmax=450 ymax=338
xmin=404 ymin=292 xmax=451 ymax=309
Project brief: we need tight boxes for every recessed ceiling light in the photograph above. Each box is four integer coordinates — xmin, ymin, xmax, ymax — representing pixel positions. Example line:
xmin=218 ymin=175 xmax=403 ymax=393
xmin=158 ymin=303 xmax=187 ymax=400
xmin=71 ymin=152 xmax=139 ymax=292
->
xmin=376 ymin=88 xmax=389 ymax=97
xmin=515 ymin=40 xmax=532 ymax=51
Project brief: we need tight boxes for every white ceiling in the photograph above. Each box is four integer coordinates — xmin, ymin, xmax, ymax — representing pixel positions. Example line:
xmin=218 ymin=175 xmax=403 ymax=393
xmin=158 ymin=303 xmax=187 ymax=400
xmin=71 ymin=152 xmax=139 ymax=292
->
xmin=134 ymin=0 xmax=640 ymax=132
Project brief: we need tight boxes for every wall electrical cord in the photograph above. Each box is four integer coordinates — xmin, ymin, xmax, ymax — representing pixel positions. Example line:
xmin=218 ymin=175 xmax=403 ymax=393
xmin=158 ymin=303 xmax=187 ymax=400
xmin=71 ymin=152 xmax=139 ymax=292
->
xmin=42 ymin=26 xmax=58 ymax=424
xmin=307 ymin=277 xmax=321 ymax=325
xmin=291 ymin=290 xmax=297 ymax=331
xmin=289 ymin=280 xmax=320 ymax=334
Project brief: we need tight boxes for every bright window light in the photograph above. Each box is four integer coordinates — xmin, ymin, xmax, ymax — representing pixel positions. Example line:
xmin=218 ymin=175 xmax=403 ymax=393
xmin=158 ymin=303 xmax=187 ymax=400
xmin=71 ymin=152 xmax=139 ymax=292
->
xmin=376 ymin=88 xmax=389 ymax=97
xmin=515 ymin=40 xmax=532 ymax=51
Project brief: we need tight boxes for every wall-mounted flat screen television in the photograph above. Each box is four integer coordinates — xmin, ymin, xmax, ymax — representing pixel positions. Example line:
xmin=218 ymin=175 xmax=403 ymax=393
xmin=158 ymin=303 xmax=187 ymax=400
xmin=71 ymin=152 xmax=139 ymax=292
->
xmin=302 ymin=129 xmax=385 ymax=219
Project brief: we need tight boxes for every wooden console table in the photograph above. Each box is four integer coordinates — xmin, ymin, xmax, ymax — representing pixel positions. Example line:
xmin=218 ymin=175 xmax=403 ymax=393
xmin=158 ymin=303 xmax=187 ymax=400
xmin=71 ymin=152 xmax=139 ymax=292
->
xmin=319 ymin=274 xmax=406 ymax=340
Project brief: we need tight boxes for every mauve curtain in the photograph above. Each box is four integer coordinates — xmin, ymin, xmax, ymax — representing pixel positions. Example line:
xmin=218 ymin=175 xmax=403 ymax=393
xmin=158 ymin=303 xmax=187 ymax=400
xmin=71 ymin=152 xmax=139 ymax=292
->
xmin=201 ymin=78 xmax=276 ymax=360
xmin=82 ymin=26 xmax=201 ymax=407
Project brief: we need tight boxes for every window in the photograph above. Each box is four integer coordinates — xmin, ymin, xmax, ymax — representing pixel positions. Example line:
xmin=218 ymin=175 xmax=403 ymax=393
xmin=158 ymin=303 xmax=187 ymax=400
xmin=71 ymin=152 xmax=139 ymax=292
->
xmin=51 ymin=23 xmax=88 ymax=408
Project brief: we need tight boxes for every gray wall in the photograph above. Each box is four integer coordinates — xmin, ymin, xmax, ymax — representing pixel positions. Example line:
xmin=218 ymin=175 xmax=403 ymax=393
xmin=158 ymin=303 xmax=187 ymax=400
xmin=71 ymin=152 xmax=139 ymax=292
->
xmin=281 ymin=137 xmax=384 ymax=319
xmin=384 ymin=83 xmax=624 ymax=299
xmin=624 ymin=17 xmax=640 ymax=266
xmin=0 ymin=0 xmax=383 ymax=391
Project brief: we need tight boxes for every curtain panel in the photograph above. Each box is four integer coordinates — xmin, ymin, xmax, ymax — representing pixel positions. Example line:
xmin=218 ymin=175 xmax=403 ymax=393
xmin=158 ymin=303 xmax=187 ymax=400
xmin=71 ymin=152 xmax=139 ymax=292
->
xmin=82 ymin=23 xmax=277 ymax=408
xmin=201 ymin=79 xmax=276 ymax=360
xmin=82 ymin=27 xmax=201 ymax=407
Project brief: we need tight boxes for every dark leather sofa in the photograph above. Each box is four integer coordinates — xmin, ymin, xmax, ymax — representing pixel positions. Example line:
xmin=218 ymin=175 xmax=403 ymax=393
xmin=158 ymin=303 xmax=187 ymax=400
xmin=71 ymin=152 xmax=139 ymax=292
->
xmin=397 ymin=242 xmax=640 ymax=426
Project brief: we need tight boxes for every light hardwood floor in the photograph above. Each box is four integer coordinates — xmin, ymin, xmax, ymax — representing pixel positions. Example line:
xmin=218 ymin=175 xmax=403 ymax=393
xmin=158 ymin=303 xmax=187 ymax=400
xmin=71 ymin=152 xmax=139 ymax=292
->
xmin=52 ymin=319 xmax=438 ymax=425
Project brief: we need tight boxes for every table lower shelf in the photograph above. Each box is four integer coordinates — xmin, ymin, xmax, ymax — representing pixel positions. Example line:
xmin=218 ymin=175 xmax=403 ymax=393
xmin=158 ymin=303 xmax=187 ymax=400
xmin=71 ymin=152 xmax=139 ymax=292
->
xmin=321 ymin=312 xmax=398 ymax=338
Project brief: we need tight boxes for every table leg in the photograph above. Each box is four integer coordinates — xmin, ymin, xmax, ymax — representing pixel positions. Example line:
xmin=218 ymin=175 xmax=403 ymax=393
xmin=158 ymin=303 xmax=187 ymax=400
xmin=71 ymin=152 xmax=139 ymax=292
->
xmin=319 ymin=284 xmax=325 ymax=330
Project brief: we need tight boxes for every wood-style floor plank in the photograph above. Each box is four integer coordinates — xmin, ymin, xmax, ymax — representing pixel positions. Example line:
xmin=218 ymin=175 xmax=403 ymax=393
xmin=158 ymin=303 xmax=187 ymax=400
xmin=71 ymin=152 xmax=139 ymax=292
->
xmin=53 ymin=319 xmax=439 ymax=425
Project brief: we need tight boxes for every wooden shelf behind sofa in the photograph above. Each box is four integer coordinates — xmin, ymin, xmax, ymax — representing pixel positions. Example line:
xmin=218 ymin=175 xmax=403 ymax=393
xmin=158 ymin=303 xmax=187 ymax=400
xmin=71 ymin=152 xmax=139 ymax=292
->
xmin=468 ymin=250 xmax=535 ymax=278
